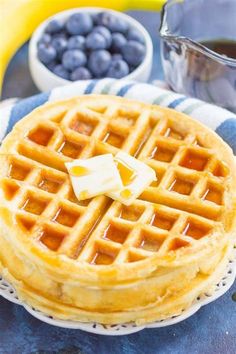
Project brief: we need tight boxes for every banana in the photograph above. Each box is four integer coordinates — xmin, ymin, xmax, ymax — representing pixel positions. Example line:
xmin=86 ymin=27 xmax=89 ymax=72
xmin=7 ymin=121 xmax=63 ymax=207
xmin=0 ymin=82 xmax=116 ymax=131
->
xmin=0 ymin=0 xmax=165 ymax=96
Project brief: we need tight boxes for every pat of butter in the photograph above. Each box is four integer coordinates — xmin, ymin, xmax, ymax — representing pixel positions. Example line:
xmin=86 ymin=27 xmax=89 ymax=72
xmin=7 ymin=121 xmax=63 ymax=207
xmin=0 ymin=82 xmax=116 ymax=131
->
xmin=65 ymin=154 xmax=123 ymax=200
xmin=106 ymin=151 xmax=156 ymax=206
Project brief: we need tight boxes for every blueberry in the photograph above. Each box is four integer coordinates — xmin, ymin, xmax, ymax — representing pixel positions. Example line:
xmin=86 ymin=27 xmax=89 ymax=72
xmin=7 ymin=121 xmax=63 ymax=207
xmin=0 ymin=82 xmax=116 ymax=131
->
xmin=93 ymin=26 xmax=112 ymax=47
xmin=88 ymin=50 xmax=111 ymax=77
xmin=121 ymin=40 xmax=145 ymax=67
xmin=106 ymin=59 xmax=129 ymax=79
xmin=112 ymin=53 xmax=123 ymax=61
xmin=66 ymin=13 xmax=93 ymax=35
xmin=62 ymin=50 xmax=87 ymax=71
xmin=52 ymin=31 xmax=68 ymax=40
xmin=96 ymin=12 xmax=128 ymax=34
xmin=46 ymin=60 xmax=58 ymax=71
xmin=45 ymin=19 xmax=63 ymax=34
xmin=38 ymin=43 xmax=57 ymax=65
xmin=53 ymin=64 xmax=70 ymax=80
xmin=68 ymin=35 xmax=85 ymax=50
xmin=129 ymin=65 xmax=136 ymax=73
xmin=111 ymin=33 xmax=127 ymax=53
xmin=127 ymin=28 xmax=145 ymax=44
xmin=37 ymin=33 xmax=51 ymax=46
xmin=70 ymin=67 xmax=92 ymax=81
xmin=51 ymin=37 xmax=67 ymax=57
xmin=92 ymin=13 xmax=100 ymax=25
xmin=86 ymin=32 xmax=107 ymax=50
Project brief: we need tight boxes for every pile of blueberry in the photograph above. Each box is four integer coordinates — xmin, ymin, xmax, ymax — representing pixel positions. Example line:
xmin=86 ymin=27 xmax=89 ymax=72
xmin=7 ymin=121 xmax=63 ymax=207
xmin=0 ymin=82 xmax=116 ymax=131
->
xmin=37 ymin=11 xmax=146 ymax=81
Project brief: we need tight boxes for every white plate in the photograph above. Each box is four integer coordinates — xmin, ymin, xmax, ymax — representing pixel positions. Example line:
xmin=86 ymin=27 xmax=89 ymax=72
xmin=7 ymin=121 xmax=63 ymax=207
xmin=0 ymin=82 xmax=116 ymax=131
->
xmin=0 ymin=246 xmax=235 ymax=336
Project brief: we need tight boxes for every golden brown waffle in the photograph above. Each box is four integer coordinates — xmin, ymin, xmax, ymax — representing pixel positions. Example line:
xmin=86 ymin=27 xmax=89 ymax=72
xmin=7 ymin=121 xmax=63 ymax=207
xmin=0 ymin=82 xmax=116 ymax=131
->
xmin=0 ymin=95 xmax=235 ymax=324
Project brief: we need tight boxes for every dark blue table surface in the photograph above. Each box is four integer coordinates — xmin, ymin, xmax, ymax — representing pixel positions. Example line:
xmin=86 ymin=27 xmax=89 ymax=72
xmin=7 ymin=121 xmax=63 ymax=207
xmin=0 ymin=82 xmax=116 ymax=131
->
xmin=1 ymin=11 xmax=236 ymax=354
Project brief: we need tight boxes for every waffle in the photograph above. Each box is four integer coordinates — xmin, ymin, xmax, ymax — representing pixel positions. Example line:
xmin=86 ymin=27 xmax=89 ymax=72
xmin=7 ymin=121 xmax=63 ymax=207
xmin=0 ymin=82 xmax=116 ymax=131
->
xmin=0 ymin=95 xmax=235 ymax=324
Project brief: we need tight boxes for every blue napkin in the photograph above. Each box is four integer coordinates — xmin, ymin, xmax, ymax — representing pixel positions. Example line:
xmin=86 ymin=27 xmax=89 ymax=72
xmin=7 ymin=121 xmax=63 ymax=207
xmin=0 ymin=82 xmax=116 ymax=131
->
xmin=0 ymin=79 xmax=236 ymax=153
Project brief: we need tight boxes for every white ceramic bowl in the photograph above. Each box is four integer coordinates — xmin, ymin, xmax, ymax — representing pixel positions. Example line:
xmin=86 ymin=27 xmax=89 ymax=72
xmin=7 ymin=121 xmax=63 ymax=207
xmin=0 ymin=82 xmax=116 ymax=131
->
xmin=29 ymin=7 xmax=153 ymax=91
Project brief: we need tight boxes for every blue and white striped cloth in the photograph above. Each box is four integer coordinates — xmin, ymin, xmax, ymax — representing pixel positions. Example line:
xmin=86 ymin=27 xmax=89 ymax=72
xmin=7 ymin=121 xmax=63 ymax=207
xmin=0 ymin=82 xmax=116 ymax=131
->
xmin=1 ymin=79 xmax=236 ymax=153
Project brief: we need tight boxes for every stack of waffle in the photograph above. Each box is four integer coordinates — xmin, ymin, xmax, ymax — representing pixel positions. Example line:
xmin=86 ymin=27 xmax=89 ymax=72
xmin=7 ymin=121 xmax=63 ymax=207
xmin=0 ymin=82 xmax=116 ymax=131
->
xmin=0 ymin=95 xmax=235 ymax=325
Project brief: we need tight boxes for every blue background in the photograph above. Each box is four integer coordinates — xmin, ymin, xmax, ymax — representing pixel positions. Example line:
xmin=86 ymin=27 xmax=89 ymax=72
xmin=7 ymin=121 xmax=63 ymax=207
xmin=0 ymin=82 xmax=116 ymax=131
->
xmin=1 ymin=11 xmax=236 ymax=354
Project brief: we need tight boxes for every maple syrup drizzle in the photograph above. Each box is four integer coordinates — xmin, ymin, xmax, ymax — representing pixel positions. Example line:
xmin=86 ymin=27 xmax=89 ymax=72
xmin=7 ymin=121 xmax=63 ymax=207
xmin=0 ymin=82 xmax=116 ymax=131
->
xmin=71 ymin=120 xmax=94 ymax=136
xmin=139 ymin=236 xmax=163 ymax=252
xmin=103 ymin=132 xmax=123 ymax=148
xmin=38 ymin=177 xmax=62 ymax=193
xmin=90 ymin=251 xmax=114 ymax=265
xmin=116 ymin=160 xmax=136 ymax=186
xmin=58 ymin=140 xmax=82 ymax=159
xmin=69 ymin=166 xmax=89 ymax=177
xmin=120 ymin=189 xmax=132 ymax=199
xmin=182 ymin=221 xmax=210 ymax=240
xmin=40 ymin=229 xmax=65 ymax=251
xmin=21 ymin=197 xmax=48 ymax=215
xmin=28 ymin=127 xmax=54 ymax=146
xmin=169 ymin=238 xmax=189 ymax=251
xmin=150 ymin=213 xmax=176 ymax=230
xmin=168 ymin=178 xmax=194 ymax=195
xmin=150 ymin=146 xmax=175 ymax=162
xmin=103 ymin=224 xmax=128 ymax=244
xmin=164 ymin=127 xmax=183 ymax=140
xmin=52 ymin=208 xmax=80 ymax=227
xmin=202 ymin=187 xmax=222 ymax=205
xmin=120 ymin=206 xmax=143 ymax=221
xmin=181 ymin=151 xmax=208 ymax=171
xmin=78 ymin=190 xmax=89 ymax=200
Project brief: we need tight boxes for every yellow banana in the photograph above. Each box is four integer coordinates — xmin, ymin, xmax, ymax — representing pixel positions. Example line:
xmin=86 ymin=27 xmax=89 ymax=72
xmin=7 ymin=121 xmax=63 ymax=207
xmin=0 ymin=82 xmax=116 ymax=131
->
xmin=0 ymin=0 xmax=165 ymax=96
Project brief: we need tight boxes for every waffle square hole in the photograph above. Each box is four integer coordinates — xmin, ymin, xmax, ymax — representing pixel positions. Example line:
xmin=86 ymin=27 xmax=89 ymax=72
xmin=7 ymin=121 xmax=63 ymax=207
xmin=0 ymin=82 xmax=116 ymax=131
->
xmin=87 ymin=105 xmax=107 ymax=114
xmin=193 ymin=138 xmax=207 ymax=147
xmin=52 ymin=207 xmax=80 ymax=227
xmin=103 ymin=131 xmax=124 ymax=148
xmin=8 ymin=162 xmax=31 ymax=181
xmin=39 ymin=227 xmax=66 ymax=251
xmin=182 ymin=219 xmax=212 ymax=240
xmin=16 ymin=215 xmax=35 ymax=232
xmin=150 ymin=144 xmax=176 ymax=162
xmin=180 ymin=150 xmax=209 ymax=171
xmin=58 ymin=140 xmax=83 ymax=158
xmin=114 ymin=116 xmax=135 ymax=127
xmin=68 ymin=187 xmax=91 ymax=206
xmin=168 ymin=238 xmax=190 ymax=251
xmin=70 ymin=115 xmax=96 ymax=136
xmin=138 ymin=231 xmax=166 ymax=252
xmin=133 ymin=126 xmax=152 ymax=158
xmin=128 ymin=252 xmax=146 ymax=263
xmin=38 ymin=175 xmax=64 ymax=194
xmin=21 ymin=195 xmax=49 ymax=215
xmin=51 ymin=111 xmax=67 ymax=123
xmin=164 ymin=127 xmax=184 ymax=140
xmin=168 ymin=176 xmax=195 ymax=196
xmin=212 ymin=162 xmax=229 ymax=178
xmin=116 ymin=107 xmax=139 ymax=126
xmin=68 ymin=188 xmax=78 ymax=203
xmin=150 ymin=212 xmax=177 ymax=231
xmin=119 ymin=206 xmax=143 ymax=222
xmin=201 ymin=183 xmax=223 ymax=205
xmin=150 ymin=169 xmax=166 ymax=187
xmin=2 ymin=180 xmax=19 ymax=201
xmin=103 ymin=224 xmax=129 ymax=244
xmin=90 ymin=247 xmax=118 ymax=265
xmin=28 ymin=126 xmax=54 ymax=146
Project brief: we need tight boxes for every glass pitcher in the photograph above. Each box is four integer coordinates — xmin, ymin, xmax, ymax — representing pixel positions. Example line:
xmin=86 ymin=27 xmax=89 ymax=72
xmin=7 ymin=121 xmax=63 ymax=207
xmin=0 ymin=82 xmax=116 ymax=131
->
xmin=159 ymin=0 xmax=236 ymax=112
